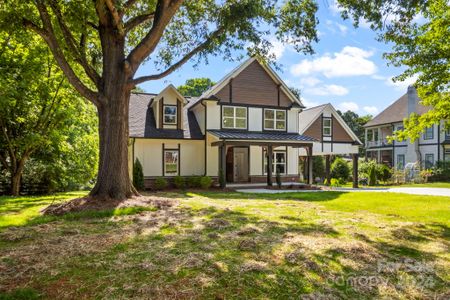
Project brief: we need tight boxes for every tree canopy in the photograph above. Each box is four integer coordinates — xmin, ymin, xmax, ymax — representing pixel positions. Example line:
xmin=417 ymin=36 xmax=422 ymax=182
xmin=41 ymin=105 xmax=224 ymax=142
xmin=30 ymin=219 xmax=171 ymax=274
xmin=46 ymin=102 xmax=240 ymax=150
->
xmin=337 ymin=0 xmax=449 ymax=141
xmin=178 ymin=78 xmax=215 ymax=97
xmin=337 ymin=110 xmax=372 ymax=155
xmin=0 ymin=30 xmax=98 ymax=195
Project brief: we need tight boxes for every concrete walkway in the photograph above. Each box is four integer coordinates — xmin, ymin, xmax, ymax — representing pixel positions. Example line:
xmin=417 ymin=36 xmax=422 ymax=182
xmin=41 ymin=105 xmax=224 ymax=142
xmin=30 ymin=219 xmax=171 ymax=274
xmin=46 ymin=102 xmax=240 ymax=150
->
xmin=235 ymin=187 xmax=450 ymax=197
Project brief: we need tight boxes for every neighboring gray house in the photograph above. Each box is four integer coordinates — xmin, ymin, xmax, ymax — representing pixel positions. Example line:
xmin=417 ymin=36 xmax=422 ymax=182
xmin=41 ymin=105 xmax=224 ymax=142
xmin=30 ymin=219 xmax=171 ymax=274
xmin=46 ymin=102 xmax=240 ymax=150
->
xmin=364 ymin=86 xmax=450 ymax=169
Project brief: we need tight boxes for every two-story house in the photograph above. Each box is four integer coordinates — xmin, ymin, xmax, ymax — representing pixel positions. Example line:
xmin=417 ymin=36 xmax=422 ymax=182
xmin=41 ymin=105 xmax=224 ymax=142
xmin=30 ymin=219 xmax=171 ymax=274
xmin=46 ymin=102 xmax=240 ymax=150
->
xmin=364 ymin=85 xmax=450 ymax=169
xmin=129 ymin=57 xmax=362 ymax=188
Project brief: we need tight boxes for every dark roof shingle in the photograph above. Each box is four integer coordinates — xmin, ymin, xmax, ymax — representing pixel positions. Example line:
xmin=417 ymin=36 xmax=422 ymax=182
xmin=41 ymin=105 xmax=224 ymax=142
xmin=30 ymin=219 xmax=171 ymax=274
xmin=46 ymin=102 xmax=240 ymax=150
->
xmin=129 ymin=93 xmax=203 ymax=139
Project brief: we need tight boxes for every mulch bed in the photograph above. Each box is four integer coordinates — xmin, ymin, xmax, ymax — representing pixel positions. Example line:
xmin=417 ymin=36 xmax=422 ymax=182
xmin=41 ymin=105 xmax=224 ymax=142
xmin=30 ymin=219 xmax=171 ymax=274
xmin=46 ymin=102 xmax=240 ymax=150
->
xmin=42 ymin=195 xmax=177 ymax=216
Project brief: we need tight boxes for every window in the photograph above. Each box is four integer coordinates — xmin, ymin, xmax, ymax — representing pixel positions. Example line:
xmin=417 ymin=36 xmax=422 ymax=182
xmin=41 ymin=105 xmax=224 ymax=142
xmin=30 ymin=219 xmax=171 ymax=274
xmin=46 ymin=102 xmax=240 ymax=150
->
xmin=397 ymin=154 xmax=405 ymax=170
xmin=163 ymin=105 xmax=177 ymax=125
xmin=424 ymin=153 xmax=434 ymax=169
xmin=367 ymin=130 xmax=373 ymax=141
xmin=322 ymin=118 xmax=332 ymax=136
xmin=445 ymin=128 xmax=450 ymax=139
xmin=423 ymin=125 xmax=434 ymax=140
xmin=444 ymin=148 xmax=450 ymax=162
xmin=164 ymin=150 xmax=179 ymax=176
xmin=264 ymin=109 xmax=286 ymax=130
xmin=222 ymin=106 xmax=247 ymax=129
xmin=263 ymin=150 xmax=286 ymax=174
xmin=374 ymin=129 xmax=379 ymax=141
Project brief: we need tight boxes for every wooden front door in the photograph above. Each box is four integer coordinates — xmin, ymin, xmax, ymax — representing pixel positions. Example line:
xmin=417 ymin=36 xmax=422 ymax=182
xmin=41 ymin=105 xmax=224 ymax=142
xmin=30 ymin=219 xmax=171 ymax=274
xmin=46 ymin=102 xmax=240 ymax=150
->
xmin=233 ymin=147 xmax=249 ymax=182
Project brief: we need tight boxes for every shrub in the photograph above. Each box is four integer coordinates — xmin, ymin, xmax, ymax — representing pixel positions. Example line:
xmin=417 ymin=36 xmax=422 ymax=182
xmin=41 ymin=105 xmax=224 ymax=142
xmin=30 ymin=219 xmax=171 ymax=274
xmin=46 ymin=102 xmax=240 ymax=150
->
xmin=330 ymin=178 xmax=340 ymax=187
xmin=154 ymin=177 xmax=168 ymax=190
xmin=376 ymin=164 xmax=393 ymax=182
xmin=199 ymin=176 xmax=213 ymax=189
xmin=276 ymin=167 xmax=282 ymax=188
xmin=420 ymin=169 xmax=433 ymax=183
xmin=219 ymin=168 xmax=226 ymax=188
xmin=186 ymin=176 xmax=201 ymax=188
xmin=330 ymin=157 xmax=350 ymax=183
xmin=368 ymin=163 xmax=377 ymax=186
xmin=173 ymin=176 xmax=185 ymax=189
xmin=133 ymin=159 xmax=145 ymax=191
xmin=312 ymin=156 xmax=325 ymax=180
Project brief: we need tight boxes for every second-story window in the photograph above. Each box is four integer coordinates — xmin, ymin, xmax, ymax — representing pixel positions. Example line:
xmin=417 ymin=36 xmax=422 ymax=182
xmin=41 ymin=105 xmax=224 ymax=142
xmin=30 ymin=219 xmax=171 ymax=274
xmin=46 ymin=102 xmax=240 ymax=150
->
xmin=323 ymin=118 xmax=332 ymax=136
xmin=264 ymin=109 xmax=286 ymax=130
xmin=222 ymin=106 xmax=247 ymax=129
xmin=445 ymin=128 xmax=450 ymax=138
xmin=163 ymin=105 xmax=177 ymax=125
xmin=423 ymin=125 xmax=434 ymax=140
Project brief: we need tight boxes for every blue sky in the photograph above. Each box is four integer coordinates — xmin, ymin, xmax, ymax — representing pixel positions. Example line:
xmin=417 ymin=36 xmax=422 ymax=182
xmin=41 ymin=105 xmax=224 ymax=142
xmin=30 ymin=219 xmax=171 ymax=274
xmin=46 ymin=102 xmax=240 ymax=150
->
xmin=136 ymin=1 xmax=417 ymax=117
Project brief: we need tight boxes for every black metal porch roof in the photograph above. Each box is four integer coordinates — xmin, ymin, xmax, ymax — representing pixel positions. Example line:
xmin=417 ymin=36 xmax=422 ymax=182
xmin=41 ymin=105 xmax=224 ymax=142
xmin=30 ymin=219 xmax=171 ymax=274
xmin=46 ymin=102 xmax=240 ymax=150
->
xmin=208 ymin=130 xmax=316 ymax=142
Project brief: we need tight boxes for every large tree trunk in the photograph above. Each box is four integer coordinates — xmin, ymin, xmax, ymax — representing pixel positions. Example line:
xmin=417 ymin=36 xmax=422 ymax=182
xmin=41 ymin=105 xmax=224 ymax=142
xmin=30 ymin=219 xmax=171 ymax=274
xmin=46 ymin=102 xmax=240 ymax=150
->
xmin=11 ymin=172 xmax=21 ymax=196
xmin=89 ymin=26 xmax=139 ymax=200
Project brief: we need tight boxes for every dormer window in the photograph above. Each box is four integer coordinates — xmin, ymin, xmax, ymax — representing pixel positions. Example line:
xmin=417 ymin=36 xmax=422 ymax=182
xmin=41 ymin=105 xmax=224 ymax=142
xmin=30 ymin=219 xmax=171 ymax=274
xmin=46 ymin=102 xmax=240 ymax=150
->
xmin=264 ymin=109 xmax=286 ymax=130
xmin=164 ymin=105 xmax=177 ymax=125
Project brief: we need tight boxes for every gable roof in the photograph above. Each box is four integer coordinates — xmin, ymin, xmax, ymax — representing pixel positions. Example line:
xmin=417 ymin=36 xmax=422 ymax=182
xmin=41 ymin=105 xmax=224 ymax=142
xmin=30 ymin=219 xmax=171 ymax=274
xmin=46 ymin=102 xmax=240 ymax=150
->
xmin=298 ymin=103 xmax=362 ymax=144
xmin=198 ymin=57 xmax=304 ymax=108
xmin=129 ymin=93 xmax=203 ymax=139
xmin=364 ymin=92 xmax=430 ymax=127
xmin=153 ymin=84 xmax=188 ymax=104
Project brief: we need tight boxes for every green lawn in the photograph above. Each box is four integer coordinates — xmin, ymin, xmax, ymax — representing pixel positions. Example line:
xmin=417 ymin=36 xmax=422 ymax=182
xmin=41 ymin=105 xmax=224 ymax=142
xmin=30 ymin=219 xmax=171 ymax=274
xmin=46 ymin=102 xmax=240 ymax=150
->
xmin=0 ymin=191 xmax=449 ymax=299
xmin=337 ymin=181 xmax=450 ymax=189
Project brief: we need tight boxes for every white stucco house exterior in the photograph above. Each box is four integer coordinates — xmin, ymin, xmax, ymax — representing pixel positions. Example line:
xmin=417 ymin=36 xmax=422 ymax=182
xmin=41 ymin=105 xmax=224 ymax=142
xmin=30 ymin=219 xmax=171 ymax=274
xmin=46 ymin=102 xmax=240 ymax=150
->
xmin=128 ymin=58 xmax=362 ymax=188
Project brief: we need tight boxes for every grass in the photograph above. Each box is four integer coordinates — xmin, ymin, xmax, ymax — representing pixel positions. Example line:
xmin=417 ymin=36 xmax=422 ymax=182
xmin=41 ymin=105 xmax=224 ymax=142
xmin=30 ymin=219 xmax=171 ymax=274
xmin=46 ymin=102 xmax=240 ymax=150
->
xmin=0 ymin=190 xmax=449 ymax=299
xmin=337 ymin=181 xmax=450 ymax=189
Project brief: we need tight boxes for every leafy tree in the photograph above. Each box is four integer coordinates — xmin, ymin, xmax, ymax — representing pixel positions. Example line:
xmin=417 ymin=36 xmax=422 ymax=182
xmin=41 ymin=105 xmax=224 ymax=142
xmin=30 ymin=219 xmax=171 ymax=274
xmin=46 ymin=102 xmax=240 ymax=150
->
xmin=336 ymin=0 xmax=450 ymax=140
xmin=0 ymin=31 xmax=97 ymax=195
xmin=331 ymin=157 xmax=350 ymax=183
xmin=337 ymin=110 xmax=372 ymax=155
xmin=2 ymin=0 xmax=319 ymax=200
xmin=289 ymin=87 xmax=302 ymax=102
xmin=133 ymin=158 xmax=145 ymax=190
xmin=312 ymin=156 xmax=325 ymax=180
xmin=178 ymin=78 xmax=215 ymax=97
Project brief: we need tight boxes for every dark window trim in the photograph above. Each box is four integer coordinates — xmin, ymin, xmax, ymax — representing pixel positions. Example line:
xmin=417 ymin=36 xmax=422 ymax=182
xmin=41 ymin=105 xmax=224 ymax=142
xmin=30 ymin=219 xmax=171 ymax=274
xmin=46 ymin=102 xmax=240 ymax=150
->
xmin=163 ymin=104 xmax=178 ymax=125
xmin=322 ymin=117 xmax=332 ymax=137
xmin=263 ymin=108 xmax=287 ymax=132
xmin=423 ymin=124 xmax=434 ymax=140
xmin=221 ymin=105 xmax=248 ymax=130
xmin=262 ymin=148 xmax=287 ymax=175
xmin=162 ymin=145 xmax=180 ymax=176
xmin=217 ymin=102 xmax=291 ymax=109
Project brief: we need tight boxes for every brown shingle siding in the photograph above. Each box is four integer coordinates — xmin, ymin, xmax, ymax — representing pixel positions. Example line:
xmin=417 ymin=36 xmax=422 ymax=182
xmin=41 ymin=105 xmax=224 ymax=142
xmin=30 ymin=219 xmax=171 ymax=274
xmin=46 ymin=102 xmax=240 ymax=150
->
xmin=303 ymin=118 xmax=322 ymax=140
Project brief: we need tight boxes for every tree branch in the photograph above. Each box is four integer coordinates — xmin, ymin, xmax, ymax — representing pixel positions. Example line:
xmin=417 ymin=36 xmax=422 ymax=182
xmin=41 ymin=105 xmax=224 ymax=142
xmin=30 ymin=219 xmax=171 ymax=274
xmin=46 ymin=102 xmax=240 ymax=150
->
xmin=124 ymin=12 xmax=155 ymax=34
xmin=127 ymin=0 xmax=184 ymax=73
xmin=48 ymin=1 xmax=101 ymax=87
xmin=24 ymin=1 xmax=100 ymax=106
xmin=130 ymin=26 xmax=224 ymax=86
xmin=120 ymin=0 xmax=140 ymax=16
xmin=104 ymin=0 xmax=124 ymax=34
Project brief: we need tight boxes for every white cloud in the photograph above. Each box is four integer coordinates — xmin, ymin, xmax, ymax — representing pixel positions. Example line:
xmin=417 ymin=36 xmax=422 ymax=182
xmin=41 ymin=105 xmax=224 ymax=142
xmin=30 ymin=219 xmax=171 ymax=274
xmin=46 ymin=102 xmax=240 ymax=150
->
xmin=300 ymin=77 xmax=321 ymax=87
xmin=290 ymin=46 xmax=377 ymax=78
xmin=371 ymin=74 xmax=386 ymax=80
xmin=305 ymin=84 xmax=349 ymax=96
xmin=329 ymin=1 xmax=344 ymax=15
xmin=363 ymin=106 xmax=379 ymax=114
xmin=326 ymin=20 xmax=348 ymax=36
xmin=338 ymin=101 xmax=359 ymax=111
xmin=268 ymin=38 xmax=286 ymax=60
xmin=301 ymin=97 xmax=320 ymax=108
xmin=385 ymin=74 xmax=418 ymax=91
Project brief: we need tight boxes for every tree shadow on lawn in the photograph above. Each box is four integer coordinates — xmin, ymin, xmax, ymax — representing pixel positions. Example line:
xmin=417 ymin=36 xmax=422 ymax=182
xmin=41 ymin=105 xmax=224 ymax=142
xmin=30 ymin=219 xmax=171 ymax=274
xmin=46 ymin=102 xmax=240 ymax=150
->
xmin=1 ymin=198 xmax=448 ymax=299
xmin=186 ymin=190 xmax=348 ymax=202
